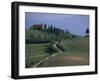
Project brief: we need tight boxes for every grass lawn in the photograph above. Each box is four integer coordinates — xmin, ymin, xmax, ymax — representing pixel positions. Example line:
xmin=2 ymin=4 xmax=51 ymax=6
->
xmin=38 ymin=37 xmax=89 ymax=67
xmin=25 ymin=43 xmax=50 ymax=68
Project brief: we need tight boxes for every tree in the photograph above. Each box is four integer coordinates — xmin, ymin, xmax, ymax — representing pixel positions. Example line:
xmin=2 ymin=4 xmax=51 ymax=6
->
xmin=85 ymin=28 xmax=89 ymax=37
xmin=86 ymin=28 xmax=89 ymax=35
xmin=50 ymin=25 xmax=53 ymax=32
xmin=45 ymin=43 xmax=58 ymax=55
xmin=44 ymin=24 xmax=47 ymax=30
xmin=47 ymin=25 xmax=51 ymax=32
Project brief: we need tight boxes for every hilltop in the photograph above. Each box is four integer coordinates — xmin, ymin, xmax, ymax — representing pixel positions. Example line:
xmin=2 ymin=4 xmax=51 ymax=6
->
xmin=26 ymin=24 xmax=78 ymax=43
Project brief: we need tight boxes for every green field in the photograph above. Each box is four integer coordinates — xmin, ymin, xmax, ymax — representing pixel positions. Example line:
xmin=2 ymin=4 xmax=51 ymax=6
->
xmin=26 ymin=37 xmax=89 ymax=68
xmin=38 ymin=38 xmax=89 ymax=67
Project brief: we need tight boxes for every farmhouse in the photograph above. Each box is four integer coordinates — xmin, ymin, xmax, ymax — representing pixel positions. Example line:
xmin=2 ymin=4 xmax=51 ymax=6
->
xmin=31 ymin=24 xmax=44 ymax=30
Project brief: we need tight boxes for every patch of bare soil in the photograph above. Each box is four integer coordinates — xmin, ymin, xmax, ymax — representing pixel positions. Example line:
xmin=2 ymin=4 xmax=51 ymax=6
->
xmin=65 ymin=56 xmax=85 ymax=61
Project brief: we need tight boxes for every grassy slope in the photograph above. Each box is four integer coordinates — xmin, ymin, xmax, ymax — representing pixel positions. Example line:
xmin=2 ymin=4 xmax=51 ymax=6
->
xmin=25 ymin=43 xmax=50 ymax=68
xmin=38 ymin=38 xmax=89 ymax=67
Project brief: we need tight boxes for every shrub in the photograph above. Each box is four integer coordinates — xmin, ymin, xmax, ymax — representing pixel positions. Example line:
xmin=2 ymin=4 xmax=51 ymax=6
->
xmin=45 ymin=44 xmax=59 ymax=55
xmin=56 ymin=44 xmax=65 ymax=51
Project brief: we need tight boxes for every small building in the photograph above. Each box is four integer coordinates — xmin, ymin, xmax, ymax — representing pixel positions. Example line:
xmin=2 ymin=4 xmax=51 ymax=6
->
xmin=32 ymin=24 xmax=44 ymax=30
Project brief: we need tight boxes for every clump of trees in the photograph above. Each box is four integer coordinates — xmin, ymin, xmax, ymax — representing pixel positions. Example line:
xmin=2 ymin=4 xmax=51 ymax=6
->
xmin=56 ymin=43 xmax=65 ymax=51
xmin=45 ymin=43 xmax=59 ymax=55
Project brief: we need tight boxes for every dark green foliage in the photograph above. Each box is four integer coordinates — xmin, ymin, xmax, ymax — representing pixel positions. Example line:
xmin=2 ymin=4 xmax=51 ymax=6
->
xmin=56 ymin=43 xmax=65 ymax=51
xmin=86 ymin=28 xmax=89 ymax=34
xmin=50 ymin=25 xmax=53 ymax=32
xmin=44 ymin=24 xmax=47 ymax=30
xmin=26 ymin=39 xmax=50 ymax=44
xmin=85 ymin=28 xmax=89 ymax=37
xmin=45 ymin=44 xmax=59 ymax=55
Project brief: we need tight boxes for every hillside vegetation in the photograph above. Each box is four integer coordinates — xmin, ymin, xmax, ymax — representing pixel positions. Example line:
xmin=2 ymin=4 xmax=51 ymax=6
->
xmin=26 ymin=24 xmax=77 ymax=43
